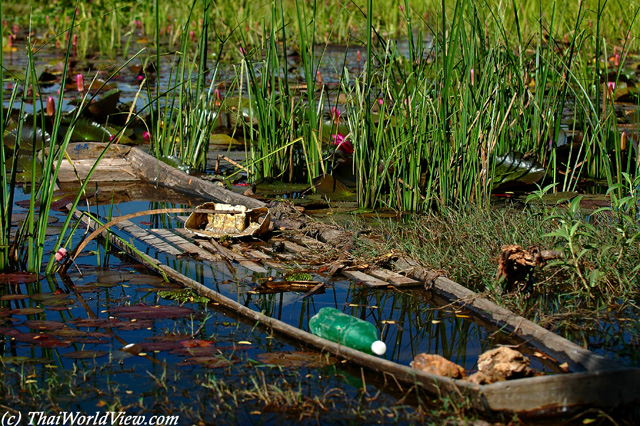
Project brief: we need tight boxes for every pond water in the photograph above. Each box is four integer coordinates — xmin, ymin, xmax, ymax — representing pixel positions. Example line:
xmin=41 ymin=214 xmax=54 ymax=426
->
xmin=0 ymin=182 xmax=569 ymax=424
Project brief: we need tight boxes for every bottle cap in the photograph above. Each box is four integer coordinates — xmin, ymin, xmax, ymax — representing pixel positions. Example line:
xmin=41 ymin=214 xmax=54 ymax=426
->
xmin=371 ymin=340 xmax=386 ymax=356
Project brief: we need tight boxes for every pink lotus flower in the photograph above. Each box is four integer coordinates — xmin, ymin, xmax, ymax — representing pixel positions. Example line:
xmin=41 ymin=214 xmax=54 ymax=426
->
xmin=142 ymin=131 xmax=151 ymax=141
xmin=331 ymin=134 xmax=353 ymax=154
xmin=54 ymin=247 xmax=68 ymax=262
xmin=607 ymin=81 xmax=616 ymax=93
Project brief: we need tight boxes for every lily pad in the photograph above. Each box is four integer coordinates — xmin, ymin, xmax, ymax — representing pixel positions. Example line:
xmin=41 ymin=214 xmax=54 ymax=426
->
xmin=0 ymin=272 xmax=43 ymax=284
xmin=3 ymin=121 xmax=51 ymax=152
xmin=112 ymin=319 xmax=154 ymax=330
xmin=60 ymin=118 xmax=112 ymax=142
xmin=492 ymin=152 xmax=545 ymax=190
xmin=9 ymin=308 xmax=45 ymax=315
xmin=29 ymin=292 xmax=72 ymax=301
xmin=210 ymin=133 xmax=242 ymax=148
xmin=22 ymin=320 xmax=67 ymax=331
xmin=62 ymin=350 xmax=109 ymax=359
xmin=0 ymin=294 xmax=30 ymax=301
xmin=71 ymin=318 xmax=123 ymax=328
xmin=13 ymin=333 xmax=70 ymax=348
xmin=109 ymin=304 xmax=194 ymax=320
xmin=96 ymin=273 xmax=131 ymax=284
xmin=127 ymin=274 xmax=167 ymax=286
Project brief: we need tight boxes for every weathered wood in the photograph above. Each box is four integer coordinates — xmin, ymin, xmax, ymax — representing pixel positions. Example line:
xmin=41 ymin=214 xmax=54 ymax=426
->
xmin=231 ymin=244 xmax=283 ymax=270
xmin=175 ymin=228 xmax=269 ymax=274
xmin=125 ymin=146 xmax=265 ymax=209
xmin=482 ymin=367 xmax=640 ymax=415
xmin=58 ymin=142 xmax=265 ymax=209
xmin=366 ymin=268 xmax=421 ymax=287
xmin=149 ymin=229 xmax=222 ymax=263
xmin=342 ymin=270 xmax=391 ymax=288
xmin=430 ymin=274 xmax=618 ymax=373
xmin=281 ymin=240 xmax=311 ymax=254
xmin=55 ymin=143 xmax=135 ymax=183
xmin=114 ymin=220 xmax=182 ymax=256
xmin=57 ymin=158 xmax=138 ymax=183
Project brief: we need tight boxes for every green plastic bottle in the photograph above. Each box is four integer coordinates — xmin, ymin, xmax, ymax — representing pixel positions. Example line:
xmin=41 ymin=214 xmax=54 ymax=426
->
xmin=309 ymin=307 xmax=386 ymax=356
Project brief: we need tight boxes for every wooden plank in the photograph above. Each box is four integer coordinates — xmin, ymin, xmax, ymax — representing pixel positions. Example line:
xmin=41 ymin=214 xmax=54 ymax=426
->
xmin=341 ymin=270 xmax=391 ymax=288
xmin=282 ymin=240 xmax=311 ymax=254
xmin=366 ymin=268 xmax=421 ymax=287
xmin=231 ymin=244 xmax=284 ymax=270
xmin=149 ymin=229 xmax=222 ymax=263
xmin=175 ymin=228 xmax=269 ymax=274
xmin=114 ymin=220 xmax=182 ymax=256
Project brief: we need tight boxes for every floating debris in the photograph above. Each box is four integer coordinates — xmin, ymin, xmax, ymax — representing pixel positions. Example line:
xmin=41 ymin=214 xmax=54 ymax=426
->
xmin=184 ymin=202 xmax=272 ymax=239
xmin=410 ymin=353 xmax=466 ymax=379
xmin=466 ymin=347 xmax=535 ymax=384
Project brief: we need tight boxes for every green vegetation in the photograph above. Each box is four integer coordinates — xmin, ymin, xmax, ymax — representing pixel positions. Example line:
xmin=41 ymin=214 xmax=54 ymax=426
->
xmin=4 ymin=0 xmax=640 ymax=212
xmin=1 ymin=0 xmax=640 ymax=422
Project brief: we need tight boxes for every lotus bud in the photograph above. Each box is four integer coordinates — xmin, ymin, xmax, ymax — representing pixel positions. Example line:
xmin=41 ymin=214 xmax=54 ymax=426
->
xmin=72 ymin=33 xmax=77 ymax=46
xmin=142 ymin=131 xmax=151 ymax=141
xmin=357 ymin=50 xmax=361 ymax=62
xmin=190 ymin=30 xmax=195 ymax=42
xmin=12 ymin=24 xmax=18 ymax=37
xmin=621 ymin=132 xmax=628 ymax=151
xmin=471 ymin=68 xmax=475 ymax=86
xmin=615 ymin=54 xmax=620 ymax=67
xmin=330 ymin=107 xmax=341 ymax=124
xmin=76 ymin=73 xmax=84 ymax=92
xmin=378 ymin=98 xmax=383 ymax=106
xmin=316 ymin=70 xmax=323 ymax=84
xmin=46 ymin=96 xmax=55 ymax=117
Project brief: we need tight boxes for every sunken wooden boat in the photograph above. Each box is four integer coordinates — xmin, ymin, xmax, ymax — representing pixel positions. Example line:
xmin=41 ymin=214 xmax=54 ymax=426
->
xmin=58 ymin=142 xmax=640 ymax=420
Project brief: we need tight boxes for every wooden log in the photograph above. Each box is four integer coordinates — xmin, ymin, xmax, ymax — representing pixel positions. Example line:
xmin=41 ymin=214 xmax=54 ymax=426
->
xmin=396 ymin=256 xmax=620 ymax=373
xmin=125 ymin=146 xmax=266 ymax=209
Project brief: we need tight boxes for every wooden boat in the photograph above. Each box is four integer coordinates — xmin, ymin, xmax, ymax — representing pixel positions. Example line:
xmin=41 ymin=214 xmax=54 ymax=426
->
xmin=59 ymin=142 xmax=640 ymax=420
